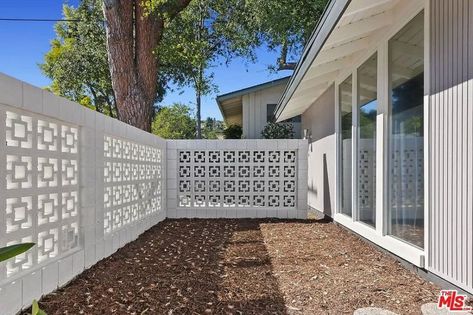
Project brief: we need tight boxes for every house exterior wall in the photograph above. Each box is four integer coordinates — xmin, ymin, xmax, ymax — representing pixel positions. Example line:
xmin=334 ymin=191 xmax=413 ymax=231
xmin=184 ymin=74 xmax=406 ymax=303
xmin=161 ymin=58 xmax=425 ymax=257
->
xmin=427 ymin=0 xmax=473 ymax=294
xmin=242 ymin=84 xmax=301 ymax=139
xmin=294 ymin=0 xmax=473 ymax=294
xmin=301 ymin=85 xmax=336 ymax=217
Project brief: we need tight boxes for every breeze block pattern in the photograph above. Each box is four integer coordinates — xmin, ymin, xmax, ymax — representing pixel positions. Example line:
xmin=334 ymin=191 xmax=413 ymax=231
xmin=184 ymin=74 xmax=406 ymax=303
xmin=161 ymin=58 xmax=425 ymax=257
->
xmin=103 ymin=135 xmax=163 ymax=234
xmin=167 ymin=140 xmax=308 ymax=219
xmin=0 ymin=73 xmax=167 ymax=315
xmin=0 ymin=73 xmax=307 ymax=315
xmin=1 ymin=107 xmax=80 ymax=280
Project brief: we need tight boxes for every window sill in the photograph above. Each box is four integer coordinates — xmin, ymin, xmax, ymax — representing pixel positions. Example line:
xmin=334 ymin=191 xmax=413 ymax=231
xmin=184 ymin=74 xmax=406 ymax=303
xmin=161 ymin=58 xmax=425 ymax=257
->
xmin=334 ymin=213 xmax=425 ymax=268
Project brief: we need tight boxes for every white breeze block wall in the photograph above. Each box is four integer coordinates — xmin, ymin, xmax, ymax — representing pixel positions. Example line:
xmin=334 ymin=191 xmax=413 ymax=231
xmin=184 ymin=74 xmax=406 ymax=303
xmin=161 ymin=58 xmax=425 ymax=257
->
xmin=0 ymin=73 xmax=167 ymax=315
xmin=166 ymin=139 xmax=308 ymax=219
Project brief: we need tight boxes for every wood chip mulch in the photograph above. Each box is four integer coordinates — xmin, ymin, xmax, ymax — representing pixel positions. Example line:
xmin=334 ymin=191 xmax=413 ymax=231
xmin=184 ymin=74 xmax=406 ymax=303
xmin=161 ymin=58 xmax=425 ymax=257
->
xmin=28 ymin=218 xmax=442 ymax=315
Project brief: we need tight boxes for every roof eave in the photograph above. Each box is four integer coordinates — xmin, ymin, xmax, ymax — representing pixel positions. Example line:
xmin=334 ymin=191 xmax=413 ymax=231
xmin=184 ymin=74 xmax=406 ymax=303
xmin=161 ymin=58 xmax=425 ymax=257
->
xmin=216 ymin=76 xmax=291 ymax=104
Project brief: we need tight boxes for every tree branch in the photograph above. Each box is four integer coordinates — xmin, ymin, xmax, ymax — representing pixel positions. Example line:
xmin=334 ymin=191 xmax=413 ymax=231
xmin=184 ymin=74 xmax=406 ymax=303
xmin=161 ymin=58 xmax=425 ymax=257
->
xmin=277 ymin=40 xmax=297 ymax=71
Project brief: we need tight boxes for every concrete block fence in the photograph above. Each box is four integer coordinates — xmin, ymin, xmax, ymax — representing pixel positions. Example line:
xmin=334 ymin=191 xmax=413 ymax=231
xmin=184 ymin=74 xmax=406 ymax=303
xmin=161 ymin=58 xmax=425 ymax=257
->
xmin=0 ymin=72 xmax=308 ymax=315
xmin=166 ymin=139 xmax=308 ymax=219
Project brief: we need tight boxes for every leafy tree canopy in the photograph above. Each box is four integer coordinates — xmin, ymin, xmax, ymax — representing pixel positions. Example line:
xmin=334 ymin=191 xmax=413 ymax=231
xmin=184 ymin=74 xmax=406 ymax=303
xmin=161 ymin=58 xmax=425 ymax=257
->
xmin=202 ymin=117 xmax=224 ymax=139
xmin=42 ymin=0 xmax=329 ymax=130
xmin=40 ymin=0 xmax=116 ymax=116
xmin=152 ymin=103 xmax=196 ymax=139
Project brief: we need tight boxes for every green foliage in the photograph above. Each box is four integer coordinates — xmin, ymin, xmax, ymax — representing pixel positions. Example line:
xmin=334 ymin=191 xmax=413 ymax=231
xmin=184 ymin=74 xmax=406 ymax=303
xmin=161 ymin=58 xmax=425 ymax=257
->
xmin=359 ymin=109 xmax=376 ymax=138
xmin=160 ymin=0 xmax=259 ymax=88
xmin=244 ymin=0 xmax=329 ymax=67
xmin=223 ymin=124 xmax=242 ymax=139
xmin=261 ymin=122 xmax=295 ymax=139
xmin=202 ymin=117 xmax=224 ymax=139
xmin=152 ymin=103 xmax=196 ymax=139
xmin=42 ymin=0 xmax=329 ymax=130
xmin=32 ymin=300 xmax=47 ymax=315
xmin=0 ymin=243 xmax=35 ymax=262
xmin=40 ymin=0 xmax=116 ymax=116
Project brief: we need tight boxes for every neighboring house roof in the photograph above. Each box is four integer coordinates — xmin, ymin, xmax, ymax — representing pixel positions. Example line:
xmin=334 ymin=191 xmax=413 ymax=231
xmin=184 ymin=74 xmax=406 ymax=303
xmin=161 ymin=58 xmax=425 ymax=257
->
xmin=275 ymin=0 xmax=350 ymax=122
xmin=216 ymin=76 xmax=291 ymax=125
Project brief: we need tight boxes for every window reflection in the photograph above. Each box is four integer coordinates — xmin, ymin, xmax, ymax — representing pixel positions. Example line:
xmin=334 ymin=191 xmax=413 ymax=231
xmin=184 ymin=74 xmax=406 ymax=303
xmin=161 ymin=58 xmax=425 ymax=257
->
xmin=357 ymin=53 xmax=377 ymax=227
xmin=388 ymin=12 xmax=424 ymax=248
xmin=340 ymin=75 xmax=353 ymax=217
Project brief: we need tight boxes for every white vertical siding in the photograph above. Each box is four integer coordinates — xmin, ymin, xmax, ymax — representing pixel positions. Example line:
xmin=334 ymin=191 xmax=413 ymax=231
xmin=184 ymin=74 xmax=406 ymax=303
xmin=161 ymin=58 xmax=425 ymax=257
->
xmin=428 ymin=0 xmax=473 ymax=293
xmin=241 ymin=84 xmax=300 ymax=139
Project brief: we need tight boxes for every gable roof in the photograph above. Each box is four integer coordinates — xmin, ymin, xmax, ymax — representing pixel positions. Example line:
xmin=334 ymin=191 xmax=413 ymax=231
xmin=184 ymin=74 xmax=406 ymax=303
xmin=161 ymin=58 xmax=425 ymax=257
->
xmin=216 ymin=76 xmax=291 ymax=103
xmin=216 ymin=76 xmax=291 ymax=125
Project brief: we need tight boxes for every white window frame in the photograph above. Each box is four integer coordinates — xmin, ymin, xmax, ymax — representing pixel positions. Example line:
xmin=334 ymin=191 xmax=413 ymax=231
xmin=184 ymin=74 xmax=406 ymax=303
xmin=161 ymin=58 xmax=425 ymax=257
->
xmin=334 ymin=1 xmax=426 ymax=267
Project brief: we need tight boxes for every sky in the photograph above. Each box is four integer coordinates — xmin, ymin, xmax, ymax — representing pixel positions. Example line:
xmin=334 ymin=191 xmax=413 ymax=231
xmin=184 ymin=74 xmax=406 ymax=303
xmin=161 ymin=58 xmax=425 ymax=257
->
xmin=0 ymin=0 xmax=291 ymax=120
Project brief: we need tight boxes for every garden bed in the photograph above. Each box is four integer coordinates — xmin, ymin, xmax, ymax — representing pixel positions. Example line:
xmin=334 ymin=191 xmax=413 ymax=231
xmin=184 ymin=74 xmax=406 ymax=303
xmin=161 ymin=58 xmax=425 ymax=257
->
xmin=31 ymin=218 xmax=440 ymax=314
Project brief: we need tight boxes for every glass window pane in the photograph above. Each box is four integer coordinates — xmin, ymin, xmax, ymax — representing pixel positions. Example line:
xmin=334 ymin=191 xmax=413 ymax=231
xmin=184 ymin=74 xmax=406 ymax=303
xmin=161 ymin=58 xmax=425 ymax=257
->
xmin=267 ymin=104 xmax=277 ymax=122
xmin=358 ymin=53 xmax=377 ymax=227
xmin=388 ymin=12 xmax=424 ymax=248
xmin=340 ymin=75 xmax=353 ymax=217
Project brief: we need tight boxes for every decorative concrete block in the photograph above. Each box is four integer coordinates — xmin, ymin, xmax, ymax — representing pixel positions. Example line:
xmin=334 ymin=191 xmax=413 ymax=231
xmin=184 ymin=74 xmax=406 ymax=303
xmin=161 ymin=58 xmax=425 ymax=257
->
xmin=0 ymin=73 xmax=22 ymax=108
xmin=84 ymin=245 xmax=96 ymax=268
xmin=22 ymin=270 xmax=42 ymax=306
xmin=22 ymin=82 xmax=43 ymax=114
xmin=72 ymin=250 xmax=85 ymax=276
xmin=266 ymin=209 xmax=278 ymax=218
xmin=41 ymin=262 xmax=59 ymax=294
xmin=58 ymin=99 xmax=76 ymax=124
xmin=42 ymin=90 xmax=61 ymax=118
xmin=58 ymin=256 xmax=73 ymax=287
xmin=95 ymin=240 xmax=105 ymax=261
xmin=0 ymin=280 xmax=22 ymax=315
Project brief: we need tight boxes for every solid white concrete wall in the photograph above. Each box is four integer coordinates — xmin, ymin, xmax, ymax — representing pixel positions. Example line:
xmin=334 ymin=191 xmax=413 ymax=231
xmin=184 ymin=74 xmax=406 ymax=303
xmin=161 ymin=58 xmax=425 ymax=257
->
xmin=301 ymin=85 xmax=336 ymax=217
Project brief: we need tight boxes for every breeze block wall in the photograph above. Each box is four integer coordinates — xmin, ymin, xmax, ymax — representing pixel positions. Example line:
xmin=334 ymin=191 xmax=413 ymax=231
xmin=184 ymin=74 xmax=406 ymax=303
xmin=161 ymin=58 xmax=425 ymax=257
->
xmin=0 ymin=73 xmax=167 ymax=315
xmin=0 ymin=72 xmax=309 ymax=315
xmin=166 ymin=139 xmax=308 ymax=219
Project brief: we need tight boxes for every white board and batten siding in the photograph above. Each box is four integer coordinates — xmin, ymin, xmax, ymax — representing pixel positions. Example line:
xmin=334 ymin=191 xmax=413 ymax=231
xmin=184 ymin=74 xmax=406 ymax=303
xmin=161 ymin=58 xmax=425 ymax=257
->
xmin=428 ymin=0 xmax=473 ymax=294
xmin=242 ymin=84 xmax=301 ymax=139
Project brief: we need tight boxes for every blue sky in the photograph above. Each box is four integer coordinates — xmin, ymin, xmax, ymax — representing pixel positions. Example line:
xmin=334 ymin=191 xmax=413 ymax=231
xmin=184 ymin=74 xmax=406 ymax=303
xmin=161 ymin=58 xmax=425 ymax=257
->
xmin=0 ymin=0 xmax=291 ymax=120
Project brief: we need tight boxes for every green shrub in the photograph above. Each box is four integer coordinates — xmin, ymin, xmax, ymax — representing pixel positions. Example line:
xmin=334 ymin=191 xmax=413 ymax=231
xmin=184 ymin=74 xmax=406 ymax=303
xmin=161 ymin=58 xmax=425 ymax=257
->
xmin=261 ymin=122 xmax=294 ymax=139
xmin=223 ymin=124 xmax=242 ymax=139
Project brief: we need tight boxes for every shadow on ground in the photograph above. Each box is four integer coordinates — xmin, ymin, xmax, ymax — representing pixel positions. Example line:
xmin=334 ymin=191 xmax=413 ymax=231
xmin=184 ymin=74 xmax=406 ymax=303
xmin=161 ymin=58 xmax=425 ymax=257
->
xmin=25 ymin=217 xmax=439 ymax=315
xmin=33 ymin=219 xmax=293 ymax=315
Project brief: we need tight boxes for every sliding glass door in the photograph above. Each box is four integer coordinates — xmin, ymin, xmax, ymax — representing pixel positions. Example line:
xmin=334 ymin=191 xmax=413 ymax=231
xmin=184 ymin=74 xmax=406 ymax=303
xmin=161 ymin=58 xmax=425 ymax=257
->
xmin=357 ymin=54 xmax=377 ymax=227
xmin=388 ymin=12 xmax=424 ymax=248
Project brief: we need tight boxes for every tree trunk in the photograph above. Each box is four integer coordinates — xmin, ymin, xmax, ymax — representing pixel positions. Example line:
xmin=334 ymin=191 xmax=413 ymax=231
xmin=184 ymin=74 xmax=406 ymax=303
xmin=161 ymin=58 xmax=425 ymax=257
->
xmin=196 ymin=88 xmax=202 ymax=139
xmin=195 ymin=1 xmax=204 ymax=139
xmin=277 ymin=41 xmax=297 ymax=71
xmin=102 ymin=0 xmax=191 ymax=131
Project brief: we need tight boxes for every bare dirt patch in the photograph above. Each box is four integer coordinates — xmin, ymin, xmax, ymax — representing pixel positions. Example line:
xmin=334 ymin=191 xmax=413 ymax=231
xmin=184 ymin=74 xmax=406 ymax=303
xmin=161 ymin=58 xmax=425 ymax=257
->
xmin=27 ymin=219 xmax=440 ymax=314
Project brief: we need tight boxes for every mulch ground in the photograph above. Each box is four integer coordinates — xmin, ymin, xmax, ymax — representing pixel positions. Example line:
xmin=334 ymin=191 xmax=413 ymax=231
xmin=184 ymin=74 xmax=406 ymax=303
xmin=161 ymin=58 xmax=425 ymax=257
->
xmin=29 ymin=218 xmax=443 ymax=315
